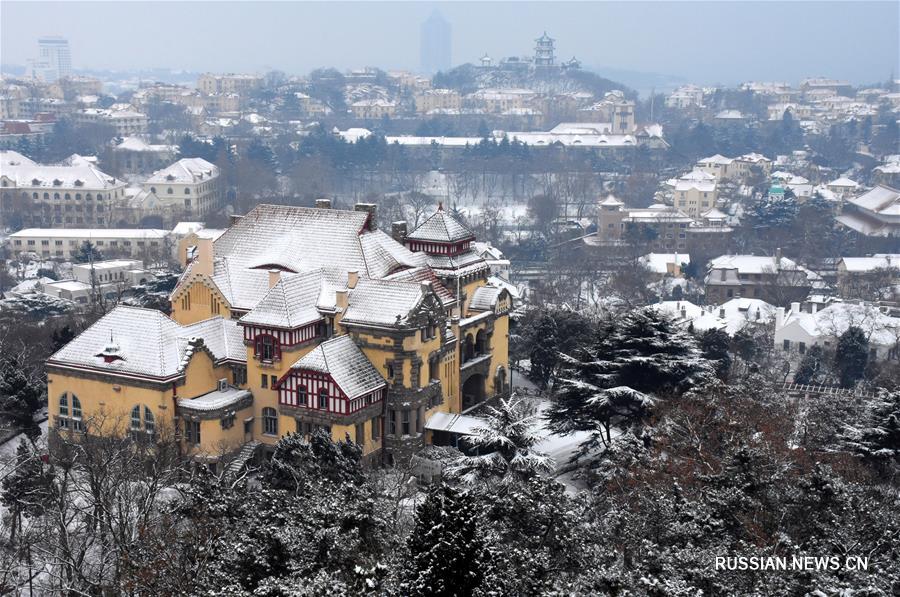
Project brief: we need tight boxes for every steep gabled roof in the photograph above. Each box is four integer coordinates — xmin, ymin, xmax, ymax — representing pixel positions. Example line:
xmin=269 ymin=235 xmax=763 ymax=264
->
xmin=407 ymin=208 xmax=475 ymax=243
xmin=239 ymin=269 xmax=342 ymax=329
xmin=342 ymin=279 xmax=428 ymax=327
xmin=48 ymin=306 xmax=239 ymax=378
xmin=289 ymin=335 xmax=385 ymax=399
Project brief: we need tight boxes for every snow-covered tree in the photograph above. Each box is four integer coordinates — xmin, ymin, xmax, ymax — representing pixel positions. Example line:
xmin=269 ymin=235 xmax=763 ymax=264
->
xmin=793 ymin=344 xmax=827 ymax=385
xmin=400 ymin=484 xmax=493 ymax=597
xmin=842 ymin=389 xmax=900 ymax=473
xmin=548 ymin=308 xmax=716 ymax=454
xmin=445 ymin=396 xmax=553 ymax=487
xmin=1 ymin=439 xmax=53 ymax=543
xmin=834 ymin=325 xmax=868 ymax=388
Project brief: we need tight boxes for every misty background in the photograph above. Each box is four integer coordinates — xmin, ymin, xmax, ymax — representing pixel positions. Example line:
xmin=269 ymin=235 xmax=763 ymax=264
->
xmin=2 ymin=1 xmax=899 ymax=95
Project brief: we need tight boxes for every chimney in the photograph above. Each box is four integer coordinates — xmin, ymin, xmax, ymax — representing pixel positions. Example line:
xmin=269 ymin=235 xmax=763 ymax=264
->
xmin=268 ymin=269 xmax=281 ymax=289
xmin=420 ymin=280 xmax=432 ymax=295
xmin=229 ymin=214 xmax=243 ymax=227
xmin=347 ymin=269 xmax=359 ymax=289
xmin=719 ymin=307 xmax=725 ymax=318
xmin=791 ymin=301 xmax=800 ymax=315
xmin=776 ymin=306 xmax=785 ymax=328
xmin=354 ymin=202 xmax=377 ymax=230
xmin=811 ymin=303 xmax=818 ymax=314
xmin=334 ymin=288 xmax=349 ymax=328
xmin=392 ymin=221 xmax=408 ymax=243
xmin=315 ymin=198 xmax=332 ymax=209
xmin=775 ymin=247 xmax=783 ymax=271
xmin=192 ymin=237 xmax=214 ymax=276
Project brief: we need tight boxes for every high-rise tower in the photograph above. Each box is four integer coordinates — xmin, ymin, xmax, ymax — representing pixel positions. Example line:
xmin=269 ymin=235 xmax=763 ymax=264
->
xmin=420 ymin=11 xmax=451 ymax=74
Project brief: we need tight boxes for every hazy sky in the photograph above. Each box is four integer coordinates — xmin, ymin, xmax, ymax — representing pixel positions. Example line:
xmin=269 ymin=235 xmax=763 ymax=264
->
xmin=2 ymin=1 xmax=898 ymax=87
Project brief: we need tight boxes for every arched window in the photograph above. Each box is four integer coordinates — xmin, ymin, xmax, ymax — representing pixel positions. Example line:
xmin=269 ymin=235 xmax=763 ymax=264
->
xmin=53 ymin=193 xmax=60 ymax=200
xmin=150 ymin=187 xmax=156 ymax=194
xmin=85 ymin=193 xmax=92 ymax=201
xmin=43 ymin=192 xmax=49 ymax=200
xmin=167 ymin=187 xmax=173 ymax=195
xmin=254 ymin=334 xmax=279 ymax=362
xmin=184 ymin=188 xmax=191 ymax=194
xmin=298 ymin=385 xmax=307 ymax=406
xmin=32 ymin=192 xmax=38 ymax=200
xmin=318 ymin=388 xmax=329 ymax=410
xmin=131 ymin=405 xmax=141 ymax=430
xmin=64 ymin=193 xmax=71 ymax=200
xmin=262 ymin=407 xmax=278 ymax=435
xmin=75 ymin=193 xmax=81 ymax=200
xmin=144 ymin=407 xmax=155 ymax=434
xmin=58 ymin=394 xmax=69 ymax=429
xmin=96 ymin=193 xmax=103 ymax=201
xmin=58 ymin=393 xmax=83 ymax=432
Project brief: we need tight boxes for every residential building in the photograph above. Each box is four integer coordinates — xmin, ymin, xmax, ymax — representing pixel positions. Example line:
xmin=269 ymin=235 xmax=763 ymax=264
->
xmin=836 ymin=254 xmax=900 ymax=299
xmin=704 ymin=252 xmax=817 ymax=306
xmin=826 ymin=177 xmax=860 ymax=198
xmin=836 ymin=185 xmax=900 ymax=238
xmin=46 ymin=203 xmax=511 ymax=469
xmin=673 ymin=169 xmax=717 ymax=219
xmin=596 ymin=196 xmax=693 ymax=251
xmin=142 ymin=158 xmax=221 ymax=218
xmin=350 ymin=99 xmax=397 ymax=119
xmin=414 ymin=89 xmax=462 ymax=114
xmin=775 ymin=301 xmax=900 ymax=362
xmin=654 ymin=297 xmax=775 ymax=336
xmin=111 ymin=137 xmax=178 ymax=175
xmin=197 ymin=73 xmax=263 ymax=95
xmin=0 ymin=150 xmax=127 ymax=228
xmin=666 ymin=85 xmax=705 ymax=109
xmin=74 ymin=107 xmax=149 ymax=136
xmin=6 ymin=228 xmax=169 ymax=260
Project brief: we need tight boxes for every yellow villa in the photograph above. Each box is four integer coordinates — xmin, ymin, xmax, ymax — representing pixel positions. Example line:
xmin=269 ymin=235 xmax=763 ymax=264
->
xmin=46 ymin=202 xmax=512 ymax=470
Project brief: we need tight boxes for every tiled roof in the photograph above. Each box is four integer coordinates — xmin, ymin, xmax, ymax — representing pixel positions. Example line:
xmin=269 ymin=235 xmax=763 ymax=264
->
xmin=384 ymin=266 xmax=456 ymax=307
xmin=239 ymin=269 xmax=342 ymax=329
xmin=289 ymin=335 xmax=385 ymax=399
xmin=407 ymin=209 xmax=474 ymax=242
xmin=468 ymin=285 xmax=503 ymax=312
xmin=849 ymin=185 xmax=900 ymax=216
xmin=145 ymin=158 xmax=218 ymax=184
xmin=342 ymin=279 xmax=427 ymax=327
xmin=48 ymin=306 xmax=241 ymax=378
xmin=177 ymin=386 xmax=251 ymax=412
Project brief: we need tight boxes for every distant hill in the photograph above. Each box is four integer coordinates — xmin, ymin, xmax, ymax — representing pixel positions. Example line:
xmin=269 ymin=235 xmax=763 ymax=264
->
xmin=432 ymin=62 xmax=636 ymax=99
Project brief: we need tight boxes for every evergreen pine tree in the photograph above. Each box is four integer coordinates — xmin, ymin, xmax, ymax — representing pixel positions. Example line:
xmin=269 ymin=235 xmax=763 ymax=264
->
xmin=528 ymin=313 xmax=558 ymax=387
xmin=1 ymin=439 xmax=54 ymax=542
xmin=402 ymin=484 xmax=492 ymax=597
xmin=794 ymin=344 xmax=826 ymax=385
xmin=834 ymin=326 xmax=869 ymax=388
xmin=698 ymin=328 xmax=732 ymax=379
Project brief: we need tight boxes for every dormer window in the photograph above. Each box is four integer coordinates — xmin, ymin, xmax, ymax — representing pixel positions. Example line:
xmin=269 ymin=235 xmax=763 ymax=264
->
xmin=74 ymin=179 xmax=84 ymax=187
xmin=32 ymin=178 xmax=41 ymax=186
xmin=53 ymin=179 xmax=63 ymax=186
xmin=166 ymin=174 xmax=176 ymax=182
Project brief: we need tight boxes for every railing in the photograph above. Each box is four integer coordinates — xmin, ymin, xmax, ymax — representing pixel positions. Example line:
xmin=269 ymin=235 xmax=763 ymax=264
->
xmin=781 ymin=382 xmax=876 ymax=399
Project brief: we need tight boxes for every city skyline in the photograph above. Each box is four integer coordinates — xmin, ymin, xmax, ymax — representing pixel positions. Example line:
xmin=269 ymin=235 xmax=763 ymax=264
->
xmin=2 ymin=1 xmax=897 ymax=88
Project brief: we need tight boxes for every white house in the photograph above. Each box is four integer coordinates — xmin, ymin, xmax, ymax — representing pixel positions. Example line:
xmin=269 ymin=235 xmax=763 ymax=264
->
xmin=775 ymin=301 xmax=900 ymax=360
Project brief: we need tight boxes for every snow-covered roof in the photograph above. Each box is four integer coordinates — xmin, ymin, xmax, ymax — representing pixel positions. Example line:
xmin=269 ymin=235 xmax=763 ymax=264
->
xmin=145 ymin=158 xmax=218 ymax=184
xmin=709 ymin=254 xmax=802 ymax=274
xmin=239 ymin=269 xmax=340 ymax=329
xmin=828 ymin=177 xmax=859 ymax=188
xmin=115 ymin=136 xmax=176 ymax=153
xmin=0 ymin=153 xmax=124 ymax=190
xmin=655 ymin=298 xmax=775 ymax=335
xmin=847 ymin=185 xmax=900 ymax=215
xmin=171 ymin=221 xmax=205 ymax=236
xmin=839 ymin=254 xmax=900 ymax=273
xmin=213 ymin=204 xmax=424 ymax=283
xmin=598 ymin=195 xmax=624 ymax=206
xmin=781 ymin=302 xmax=900 ymax=347
xmin=342 ymin=279 xmax=428 ymax=327
xmin=287 ymin=335 xmax=385 ymax=399
xmin=9 ymin=228 xmax=168 ymax=239
xmin=699 ymin=154 xmax=733 ymax=165
xmin=177 ymin=385 xmax=251 ymax=412
xmin=640 ymin=253 xmax=691 ymax=274
xmin=48 ymin=307 xmax=242 ymax=379
xmin=425 ymin=411 xmax=485 ymax=435
xmin=384 ymin=266 xmax=456 ymax=307
xmin=407 ymin=207 xmax=475 ymax=243
xmin=468 ymin=285 xmax=505 ymax=312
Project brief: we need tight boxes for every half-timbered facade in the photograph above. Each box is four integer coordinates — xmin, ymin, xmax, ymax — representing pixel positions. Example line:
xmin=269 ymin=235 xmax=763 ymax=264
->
xmin=47 ymin=202 xmax=511 ymax=469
